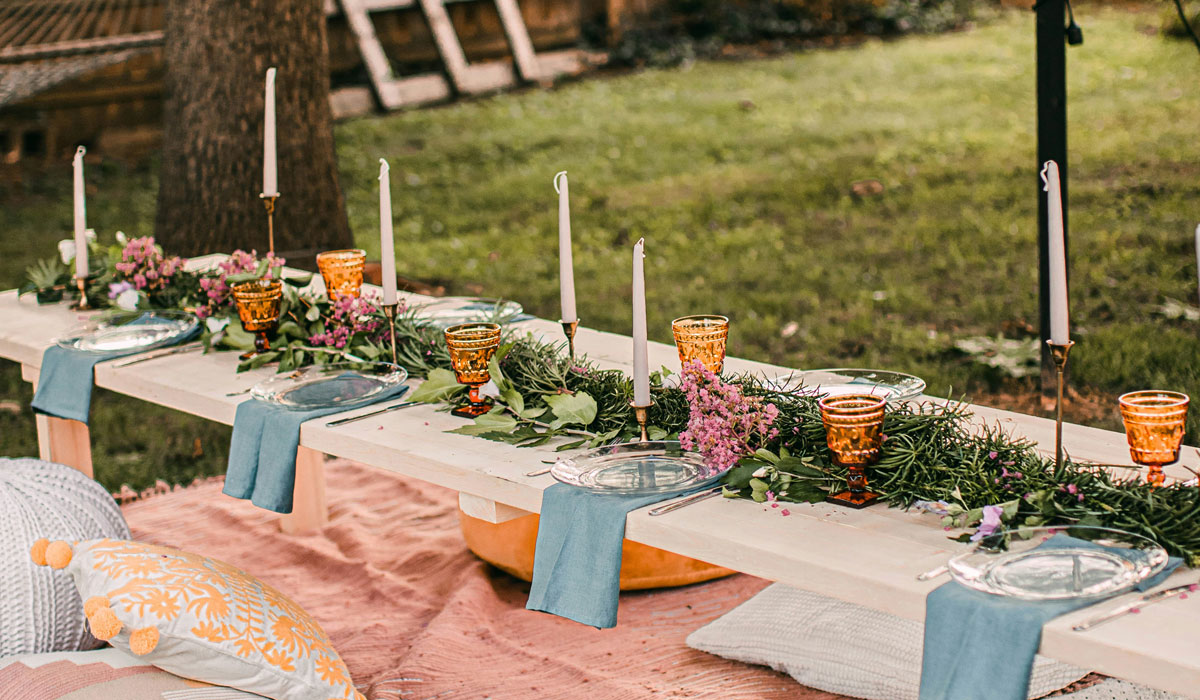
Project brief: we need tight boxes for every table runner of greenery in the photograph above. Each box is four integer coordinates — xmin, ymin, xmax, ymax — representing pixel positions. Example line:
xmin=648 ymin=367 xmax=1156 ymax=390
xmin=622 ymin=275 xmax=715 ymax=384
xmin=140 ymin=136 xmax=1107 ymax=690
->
xmin=25 ymin=239 xmax=1200 ymax=564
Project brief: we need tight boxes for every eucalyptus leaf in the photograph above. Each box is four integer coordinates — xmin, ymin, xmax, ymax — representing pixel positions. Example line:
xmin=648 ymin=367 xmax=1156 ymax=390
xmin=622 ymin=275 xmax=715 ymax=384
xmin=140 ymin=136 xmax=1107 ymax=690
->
xmin=409 ymin=369 xmax=466 ymax=403
xmin=447 ymin=412 xmax=519 ymax=437
xmin=545 ymin=392 xmax=597 ymax=430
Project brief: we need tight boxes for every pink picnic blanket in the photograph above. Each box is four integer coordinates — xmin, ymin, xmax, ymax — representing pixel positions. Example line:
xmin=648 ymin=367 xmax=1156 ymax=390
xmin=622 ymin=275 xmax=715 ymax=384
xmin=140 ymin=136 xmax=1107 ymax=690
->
xmin=122 ymin=459 xmax=839 ymax=699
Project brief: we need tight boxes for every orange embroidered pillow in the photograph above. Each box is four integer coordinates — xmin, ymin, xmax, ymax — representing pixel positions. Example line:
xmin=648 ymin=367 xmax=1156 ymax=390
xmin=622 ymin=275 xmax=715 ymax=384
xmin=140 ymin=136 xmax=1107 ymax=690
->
xmin=31 ymin=538 xmax=363 ymax=700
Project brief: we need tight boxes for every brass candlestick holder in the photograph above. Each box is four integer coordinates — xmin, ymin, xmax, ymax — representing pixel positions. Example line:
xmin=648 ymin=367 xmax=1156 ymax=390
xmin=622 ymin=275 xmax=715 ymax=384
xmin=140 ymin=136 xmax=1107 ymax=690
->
xmin=260 ymin=192 xmax=280 ymax=255
xmin=560 ymin=319 xmax=579 ymax=363
xmin=72 ymin=276 xmax=91 ymax=310
xmin=1047 ymin=340 xmax=1075 ymax=471
xmin=630 ymin=400 xmax=653 ymax=442
xmin=381 ymin=302 xmax=400 ymax=366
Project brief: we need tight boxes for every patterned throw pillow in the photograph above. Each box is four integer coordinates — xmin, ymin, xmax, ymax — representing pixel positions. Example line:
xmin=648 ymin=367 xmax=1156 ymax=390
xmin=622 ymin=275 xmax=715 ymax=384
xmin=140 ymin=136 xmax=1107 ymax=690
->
xmin=31 ymin=538 xmax=363 ymax=700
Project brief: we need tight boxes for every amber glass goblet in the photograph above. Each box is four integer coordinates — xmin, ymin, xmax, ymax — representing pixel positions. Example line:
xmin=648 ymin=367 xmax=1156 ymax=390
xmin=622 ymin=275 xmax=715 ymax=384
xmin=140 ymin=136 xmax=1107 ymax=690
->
xmin=231 ymin=278 xmax=283 ymax=361
xmin=820 ymin=393 xmax=887 ymax=508
xmin=1118 ymin=390 xmax=1189 ymax=487
xmin=672 ymin=315 xmax=730 ymax=375
xmin=445 ymin=322 xmax=502 ymax=418
xmin=316 ymin=249 xmax=366 ymax=301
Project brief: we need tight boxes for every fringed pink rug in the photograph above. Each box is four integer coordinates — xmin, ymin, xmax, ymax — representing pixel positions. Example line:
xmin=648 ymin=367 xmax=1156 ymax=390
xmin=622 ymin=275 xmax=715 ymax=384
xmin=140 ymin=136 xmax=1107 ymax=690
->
xmin=122 ymin=459 xmax=841 ymax=699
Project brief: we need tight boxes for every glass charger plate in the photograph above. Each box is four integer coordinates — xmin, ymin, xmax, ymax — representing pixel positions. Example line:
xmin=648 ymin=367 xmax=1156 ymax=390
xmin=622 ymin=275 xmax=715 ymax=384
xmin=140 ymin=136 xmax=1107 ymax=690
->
xmin=947 ymin=526 xmax=1170 ymax=602
xmin=768 ymin=368 xmax=926 ymax=403
xmin=250 ymin=362 xmax=409 ymax=411
xmin=414 ymin=297 xmax=525 ymax=329
xmin=552 ymin=441 xmax=722 ymax=497
xmin=55 ymin=310 xmax=198 ymax=354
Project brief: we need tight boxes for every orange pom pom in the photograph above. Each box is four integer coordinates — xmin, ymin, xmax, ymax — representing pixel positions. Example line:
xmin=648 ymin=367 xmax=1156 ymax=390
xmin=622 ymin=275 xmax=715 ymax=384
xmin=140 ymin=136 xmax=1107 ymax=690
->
xmin=83 ymin=596 xmax=110 ymax=618
xmin=29 ymin=538 xmax=49 ymax=566
xmin=45 ymin=541 xmax=72 ymax=569
xmin=128 ymin=626 xmax=159 ymax=656
xmin=87 ymin=605 xmax=122 ymax=641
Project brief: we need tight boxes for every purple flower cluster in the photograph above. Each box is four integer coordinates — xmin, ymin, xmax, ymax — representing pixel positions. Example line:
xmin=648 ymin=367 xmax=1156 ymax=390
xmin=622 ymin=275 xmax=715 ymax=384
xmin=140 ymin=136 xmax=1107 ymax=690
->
xmin=195 ymin=249 xmax=285 ymax=319
xmin=679 ymin=359 xmax=780 ymax=472
xmin=307 ymin=295 xmax=392 ymax=349
xmin=113 ymin=236 xmax=185 ymax=293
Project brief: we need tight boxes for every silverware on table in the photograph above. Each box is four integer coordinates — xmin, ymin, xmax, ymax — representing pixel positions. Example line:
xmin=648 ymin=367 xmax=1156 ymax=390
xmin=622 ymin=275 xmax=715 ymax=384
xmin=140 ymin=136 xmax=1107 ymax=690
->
xmin=916 ymin=564 xmax=949 ymax=581
xmin=1072 ymin=580 xmax=1199 ymax=632
xmin=225 ymin=387 xmax=253 ymax=397
xmin=648 ymin=486 xmax=723 ymax=516
xmin=325 ymin=401 xmax=420 ymax=427
xmin=110 ymin=343 xmax=202 ymax=368
xmin=523 ymin=461 xmax=557 ymax=478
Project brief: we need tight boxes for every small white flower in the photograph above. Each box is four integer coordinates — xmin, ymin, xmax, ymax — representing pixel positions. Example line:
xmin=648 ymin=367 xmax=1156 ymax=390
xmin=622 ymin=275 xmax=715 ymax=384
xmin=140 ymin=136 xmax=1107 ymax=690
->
xmin=205 ymin=316 xmax=230 ymax=333
xmin=752 ymin=467 xmax=769 ymax=478
xmin=57 ymin=240 xmax=76 ymax=265
xmin=115 ymin=231 xmax=128 ymax=245
xmin=115 ymin=289 xmax=141 ymax=311
xmin=479 ymin=379 xmax=501 ymax=399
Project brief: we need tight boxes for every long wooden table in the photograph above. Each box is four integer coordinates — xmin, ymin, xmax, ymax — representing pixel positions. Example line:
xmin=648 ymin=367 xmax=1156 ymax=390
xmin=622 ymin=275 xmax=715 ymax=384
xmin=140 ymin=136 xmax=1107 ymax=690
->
xmin=2 ymin=258 xmax=1198 ymax=697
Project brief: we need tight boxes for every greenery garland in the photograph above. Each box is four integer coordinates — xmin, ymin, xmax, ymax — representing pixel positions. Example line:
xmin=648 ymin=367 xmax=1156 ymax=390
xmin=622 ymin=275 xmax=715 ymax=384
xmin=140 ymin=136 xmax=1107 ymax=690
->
xmin=24 ymin=238 xmax=1200 ymax=564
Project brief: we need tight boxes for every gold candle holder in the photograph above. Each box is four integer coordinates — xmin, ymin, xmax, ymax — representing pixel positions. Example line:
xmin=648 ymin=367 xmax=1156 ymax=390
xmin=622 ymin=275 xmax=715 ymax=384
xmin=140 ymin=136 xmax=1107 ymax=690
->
xmin=1119 ymin=390 xmax=1190 ymax=486
xmin=232 ymin=278 xmax=283 ymax=360
xmin=72 ymin=276 xmax=91 ymax=310
xmin=1047 ymin=340 xmax=1075 ymax=471
xmin=259 ymin=193 xmax=279 ymax=255
xmin=820 ymin=393 xmax=886 ymax=508
xmin=316 ymin=249 xmax=366 ymax=301
xmin=630 ymin=400 xmax=654 ymax=443
xmin=672 ymin=315 xmax=730 ymax=375
xmin=560 ymin=319 xmax=579 ymax=363
xmin=382 ymin=302 xmax=400 ymax=366
xmin=445 ymin=322 xmax=502 ymax=418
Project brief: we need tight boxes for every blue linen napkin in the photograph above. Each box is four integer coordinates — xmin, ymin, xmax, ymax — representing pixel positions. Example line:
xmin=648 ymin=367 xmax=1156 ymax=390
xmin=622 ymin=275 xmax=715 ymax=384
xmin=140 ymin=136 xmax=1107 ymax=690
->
xmin=919 ymin=534 xmax=1183 ymax=700
xmin=526 ymin=482 xmax=702 ymax=628
xmin=223 ymin=383 xmax=408 ymax=514
xmin=31 ymin=318 xmax=199 ymax=424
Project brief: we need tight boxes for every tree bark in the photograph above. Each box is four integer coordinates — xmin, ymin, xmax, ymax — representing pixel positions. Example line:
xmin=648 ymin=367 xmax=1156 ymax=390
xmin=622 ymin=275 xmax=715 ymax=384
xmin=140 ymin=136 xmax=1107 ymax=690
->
xmin=154 ymin=0 xmax=352 ymax=263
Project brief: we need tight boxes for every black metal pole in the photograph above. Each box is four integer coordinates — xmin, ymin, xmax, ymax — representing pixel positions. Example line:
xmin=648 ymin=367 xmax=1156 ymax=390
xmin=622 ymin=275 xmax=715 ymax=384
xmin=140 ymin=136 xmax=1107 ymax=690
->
xmin=1036 ymin=0 xmax=1068 ymax=405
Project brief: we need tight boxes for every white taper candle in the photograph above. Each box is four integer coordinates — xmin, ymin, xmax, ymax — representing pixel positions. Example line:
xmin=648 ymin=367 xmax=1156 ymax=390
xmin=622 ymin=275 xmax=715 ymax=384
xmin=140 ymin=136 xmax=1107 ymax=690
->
xmin=379 ymin=159 xmax=397 ymax=306
xmin=262 ymin=67 xmax=278 ymax=196
xmin=555 ymin=171 xmax=577 ymax=323
xmin=632 ymin=237 xmax=650 ymax=405
xmin=1041 ymin=160 xmax=1069 ymax=345
xmin=1194 ymin=223 xmax=1199 ymax=308
xmin=72 ymin=146 xmax=88 ymax=278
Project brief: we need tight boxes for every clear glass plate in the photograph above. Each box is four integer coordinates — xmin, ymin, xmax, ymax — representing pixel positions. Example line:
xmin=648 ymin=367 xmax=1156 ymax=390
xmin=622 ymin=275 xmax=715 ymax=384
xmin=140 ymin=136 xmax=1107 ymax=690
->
xmin=947 ymin=526 xmax=1170 ymax=602
xmin=552 ymin=440 xmax=723 ymax=497
xmin=768 ymin=368 xmax=926 ymax=403
xmin=414 ymin=297 xmax=525 ymax=329
xmin=55 ymin=311 xmax=198 ymax=355
xmin=250 ymin=362 xmax=409 ymax=411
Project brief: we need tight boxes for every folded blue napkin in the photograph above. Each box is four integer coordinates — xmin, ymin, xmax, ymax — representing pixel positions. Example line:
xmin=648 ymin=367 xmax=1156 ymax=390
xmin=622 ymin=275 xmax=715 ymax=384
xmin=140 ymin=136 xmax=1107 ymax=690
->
xmin=919 ymin=534 xmax=1182 ymax=700
xmin=223 ymin=383 xmax=409 ymax=514
xmin=31 ymin=319 xmax=199 ymax=424
xmin=526 ymin=483 xmax=699 ymax=628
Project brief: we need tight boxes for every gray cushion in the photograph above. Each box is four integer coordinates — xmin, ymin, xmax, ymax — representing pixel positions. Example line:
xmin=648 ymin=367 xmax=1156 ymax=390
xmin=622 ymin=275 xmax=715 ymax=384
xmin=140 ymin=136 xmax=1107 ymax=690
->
xmin=1 ymin=458 xmax=130 ymax=655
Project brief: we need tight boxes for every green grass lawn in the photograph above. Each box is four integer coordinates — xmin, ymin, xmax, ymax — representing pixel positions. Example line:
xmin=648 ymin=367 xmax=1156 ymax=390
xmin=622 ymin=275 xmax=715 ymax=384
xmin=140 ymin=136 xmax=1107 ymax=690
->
xmin=3 ymin=6 xmax=1198 ymax=492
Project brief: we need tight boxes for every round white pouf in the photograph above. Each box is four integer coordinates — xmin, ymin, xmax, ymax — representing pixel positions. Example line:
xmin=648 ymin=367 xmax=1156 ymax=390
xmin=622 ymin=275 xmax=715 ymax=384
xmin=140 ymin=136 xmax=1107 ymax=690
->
xmin=0 ymin=458 xmax=130 ymax=655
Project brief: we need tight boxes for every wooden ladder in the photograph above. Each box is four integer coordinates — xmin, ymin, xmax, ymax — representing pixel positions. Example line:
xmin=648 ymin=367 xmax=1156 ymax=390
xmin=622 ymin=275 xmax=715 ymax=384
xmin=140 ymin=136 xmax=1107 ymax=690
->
xmin=334 ymin=0 xmax=551 ymax=111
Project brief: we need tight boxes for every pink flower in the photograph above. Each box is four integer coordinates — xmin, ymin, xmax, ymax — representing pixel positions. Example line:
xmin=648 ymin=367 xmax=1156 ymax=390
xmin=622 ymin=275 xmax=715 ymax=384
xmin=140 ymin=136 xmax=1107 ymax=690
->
xmin=679 ymin=360 xmax=778 ymax=473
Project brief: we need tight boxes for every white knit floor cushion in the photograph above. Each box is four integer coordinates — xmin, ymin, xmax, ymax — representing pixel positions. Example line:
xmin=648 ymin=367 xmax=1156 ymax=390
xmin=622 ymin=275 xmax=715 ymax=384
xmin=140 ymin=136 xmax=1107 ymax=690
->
xmin=686 ymin=583 xmax=1137 ymax=700
xmin=0 ymin=458 xmax=130 ymax=655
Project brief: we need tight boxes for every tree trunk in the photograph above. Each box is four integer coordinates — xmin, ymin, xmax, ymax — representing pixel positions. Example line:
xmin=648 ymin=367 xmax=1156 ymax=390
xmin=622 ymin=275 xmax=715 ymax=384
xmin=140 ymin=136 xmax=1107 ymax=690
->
xmin=154 ymin=0 xmax=352 ymax=264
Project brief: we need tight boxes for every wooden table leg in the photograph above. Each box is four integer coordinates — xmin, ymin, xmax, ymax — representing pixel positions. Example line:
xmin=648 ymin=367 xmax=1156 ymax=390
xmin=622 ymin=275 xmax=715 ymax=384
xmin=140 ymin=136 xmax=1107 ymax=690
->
xmin=34 ymin=414 xmax=95 ymax=479
xmin=279 ymin=446 xmax=328 ymax=534
xmin=24 ymin=364 xmax=95 ymax=479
